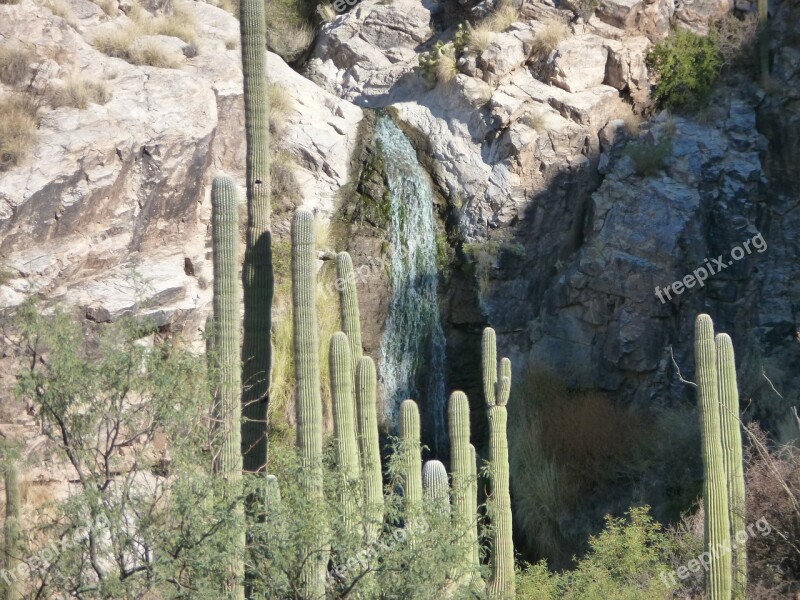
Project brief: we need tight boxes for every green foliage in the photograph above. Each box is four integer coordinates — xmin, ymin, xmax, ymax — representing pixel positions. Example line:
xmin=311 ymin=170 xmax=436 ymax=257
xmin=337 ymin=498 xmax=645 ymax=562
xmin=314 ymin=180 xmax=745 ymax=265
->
xmin=624 ymin=135 xmax=673 ymax=178
xmin=646 ymin=29 xmax=721 ymax=109
xmin=517 ymin=507 xmax=674 ymax=600
xmin=9 ymin=302 xmax=237 ymax=598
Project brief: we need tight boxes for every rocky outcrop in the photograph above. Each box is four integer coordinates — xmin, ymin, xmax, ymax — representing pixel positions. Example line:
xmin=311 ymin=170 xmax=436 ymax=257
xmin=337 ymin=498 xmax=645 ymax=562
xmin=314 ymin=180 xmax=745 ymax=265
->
xmin=0 ymin=0 xmax=363 ymax=327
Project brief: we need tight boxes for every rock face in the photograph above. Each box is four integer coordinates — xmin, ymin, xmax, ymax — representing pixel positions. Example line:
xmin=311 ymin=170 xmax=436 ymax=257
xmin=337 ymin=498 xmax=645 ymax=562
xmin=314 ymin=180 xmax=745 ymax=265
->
xmin=0 ymin=0 xmax=364 ymax=494
xmin=0 ymin=0 xmax=363 ymax=327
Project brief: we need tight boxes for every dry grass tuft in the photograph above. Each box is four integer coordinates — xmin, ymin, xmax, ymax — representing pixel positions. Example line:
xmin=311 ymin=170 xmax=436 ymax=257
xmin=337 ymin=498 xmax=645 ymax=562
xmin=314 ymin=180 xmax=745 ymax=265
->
xmin=0 ymin=0 xmax=21 ymax=4
xmin=531 ymin=17 xmax=569 ymax=59
xmin=49 ymin=72 xmax=111 ymax=109
xmin=0 ymin=95 xmax=39 ymax=171
xmin=268 ymin=22 xmax=314 ymax=63
xmin=93 ymin=0 xmax=119 ymax=16
xmin=435 ymin=44 xmax=459 ymax=84
xmin=45 ymin=0 xmax=78 ymax=26
xmin=0 ymin=45 xmax=35 ymax=87
xmin=269 ymin=82 xmax=294 ymax=118
xmin=487 ymin=1 xmax=520 ymax=32
xmin=467 ymin=23 xmax=495 ymax=54
xmin=225 ymin=37 xmax=238 ymax=51
xmin=92 ymin=1 xmax=197 ymax=66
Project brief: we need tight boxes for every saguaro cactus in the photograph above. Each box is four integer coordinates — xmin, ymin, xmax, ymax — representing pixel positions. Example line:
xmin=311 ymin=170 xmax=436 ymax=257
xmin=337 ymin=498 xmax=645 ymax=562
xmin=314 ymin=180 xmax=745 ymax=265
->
xmin=291 ymin=208 xmax=326 ymax=598
xmin=355 ymin=356 xmax=384 ymax=543
xmin=330 ymin=332 xmax=363 ymax=538
xmin=399 ymin=399 xmax=423 ymax=522
xmin=483 ymin=327 xmax=514 ymax=599
xmin=448 ymin=390 xmax=479 ymax=579
xmin=336 ymin=252 xmax=363 ymax=372
xmin=695 ymin=314 xmax=732 ymax=600
xmin=240 ymin=0 xmax=273 ymax=474
xmin=3 ymin=461 xmax=22 ymax=600
xmin=758 ymin=0 xmax=769 ymax=84
xmin=469 ymin=444 xmax=480 ymax=572
xmin=717 ymin=333 xmax=746 ymax=600
xmin=211 ymin=175 xmax=245 ymax=599
xmin=422 ymin=460 xmax=450 ymax=514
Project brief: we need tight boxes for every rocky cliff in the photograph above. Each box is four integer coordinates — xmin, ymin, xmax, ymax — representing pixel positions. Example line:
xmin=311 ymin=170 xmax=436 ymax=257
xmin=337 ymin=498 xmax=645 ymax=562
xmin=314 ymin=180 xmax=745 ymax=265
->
xmin=1 ymin=0 xmax=799 ymax=539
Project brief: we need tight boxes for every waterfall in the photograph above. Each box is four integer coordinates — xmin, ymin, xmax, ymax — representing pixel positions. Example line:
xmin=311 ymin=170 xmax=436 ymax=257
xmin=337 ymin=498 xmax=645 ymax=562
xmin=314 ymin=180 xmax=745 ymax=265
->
xmin=375 ymin=114 xmax=448 ymax=455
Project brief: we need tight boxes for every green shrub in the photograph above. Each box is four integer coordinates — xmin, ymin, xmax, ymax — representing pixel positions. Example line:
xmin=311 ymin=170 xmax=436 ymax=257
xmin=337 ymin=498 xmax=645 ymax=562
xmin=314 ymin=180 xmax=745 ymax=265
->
xmin=517 ymin=507 xmax=674 ymax=600
xmin=646 ymin=29 xmax=721 ymax=109
xmin=624 ymin=135 xmax=673 ymax=177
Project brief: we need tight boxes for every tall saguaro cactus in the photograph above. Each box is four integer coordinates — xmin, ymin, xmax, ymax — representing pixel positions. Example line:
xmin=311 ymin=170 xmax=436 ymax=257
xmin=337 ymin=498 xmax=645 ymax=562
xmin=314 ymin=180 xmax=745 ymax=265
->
xmin=449 ymin=390 xmax=479 ymax=580
xmin=3 ymin=462 xmax=22 ymax=600
xmin=482 ymin=327 xmax=514 ymax=599
xmin=717 ymin=333 xmax=746 ymax=600
xmin=336 ymin=252 xmax=363 ymax=372
xmin=211 ymin=176 xmax=245 ymax=599
xmin=240 ymin=0 xmax=273 ymax=474
xmin=399 ymin=399 xmax=423 ymax=522
xmin=469 ymin=444 xmax=480 ymax=572
xmin=695 ymin=314 xmax=732 ymax=600
xmin=291 ymin=208 xmax=326 ymax=598
xmin=330 ymin=332 xmax=363 ymax=538
xmin=355 ymin=356 xmax=384 ymax=543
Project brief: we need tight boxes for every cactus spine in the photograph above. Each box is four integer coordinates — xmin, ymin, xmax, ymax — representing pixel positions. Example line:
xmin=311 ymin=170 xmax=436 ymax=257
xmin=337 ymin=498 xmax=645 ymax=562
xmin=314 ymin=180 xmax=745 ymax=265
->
xmin=336 ymin=252 xmax=363 ymax=371
xmin=355 ymin=356 xmax=384 ymax=543
xmin=695 ymin=314 xmax=732 ymax=600
xmin=449 ymin=390 xmax=478 ymax=579
xmin=717 ymin=333 xmax=746 ymax=600
xmin=399 ymin=399 xmax=423 ymax=522
xmin=239 ymin=0 xmax=273 ymax=474
xmin=3 ymin=461 xmax=22 ymax=600
xmin=483 ymin=327 xmax=514 ymax=599
xmin=291 ymin=208 xmax=326 ymax=598
xmin=330 ymin=332 xmax=363 ymax=538
xmin=211 ymin=176 xmax=245 ymax=599
xmin=422 ymin=460 xmax=450 ymax=514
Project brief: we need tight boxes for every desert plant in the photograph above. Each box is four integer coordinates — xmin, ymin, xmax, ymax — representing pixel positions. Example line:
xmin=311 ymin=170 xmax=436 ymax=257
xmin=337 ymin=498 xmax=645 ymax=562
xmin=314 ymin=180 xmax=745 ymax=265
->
xmin=0 ymin=96 xmax=38 ymax=171
xmin=694 ymin=314 xmax=732 ymax=600
xmin=291 ymin=207 xmax=327 ymax=597
xmin=624 ymin=134 xmax=673 ymax=177
xmin=48 ymin=73 xmax=111 ymax=109
xmin=530 ymin=17 xmax=569 ymax=60
xmin=330 ymin=331 xmax=362 ymax=538
xmin=483 ymin=327 xmax=514 ymax=599
xmin=399 ymin=399 xmax=423 ymax=523
xmin=486 ymin=1 xmax=519 ymax=32
xmin=646 ymin=28 xmax=721 ymax=109
xmin=449 ymin=390 xmax=480 ymax=581
xmin=355 ymin=356 xmax=384 ymax=543
xmin=44 ymin=0 xmax=77 ymax=26
xmin=712 ymin=13 xmax=758 ymax=70
xmin=422 ymin=460 xmax=449 ymax=514
xmin=467 ymin=24 xmax=494 ymax=54
xmin=239 ymin=0 xmax=273 ymax=478
xmin=210 ymin=175 xmax=245 ymax=598
xmin=0 ymin=46 xmax=33 ymax=87
xmin=3 ymin=460 xmax=23 ymax=600
xmin=757 ymin=0 xmax=769 ymax=84
xmin=717 ymin=333 xmax=746 ymax=599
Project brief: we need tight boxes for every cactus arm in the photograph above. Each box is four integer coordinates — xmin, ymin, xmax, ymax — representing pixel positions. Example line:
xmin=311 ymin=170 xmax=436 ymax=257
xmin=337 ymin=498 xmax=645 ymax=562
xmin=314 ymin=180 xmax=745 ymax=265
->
xmin=717 ymin=333 xmax=746 ymax=600
xmin=695 ymin=315 xmax=732 ymax=600
xmin=336 ymin=252 xmax=363 ymax=371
